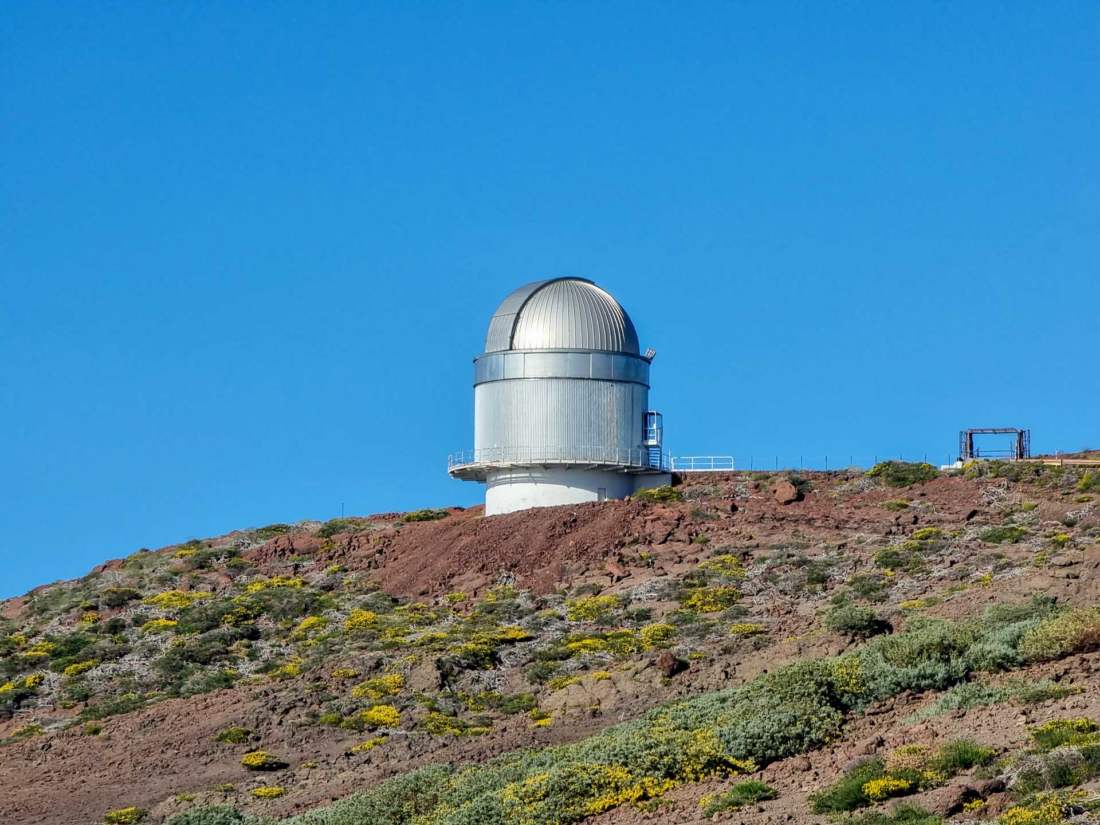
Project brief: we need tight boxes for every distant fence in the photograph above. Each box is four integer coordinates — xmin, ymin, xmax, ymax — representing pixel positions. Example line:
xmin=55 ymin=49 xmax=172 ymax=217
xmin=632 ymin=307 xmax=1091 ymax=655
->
xmin=669 ymin=454 xmax=955 ymax=472
xmin=669 ymin=456 xmax=736 ymax=472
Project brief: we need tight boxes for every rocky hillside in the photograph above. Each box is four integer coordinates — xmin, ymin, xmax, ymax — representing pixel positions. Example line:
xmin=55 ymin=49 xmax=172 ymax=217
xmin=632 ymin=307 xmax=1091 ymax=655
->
xmin=2 ymin=461 xmax=1099 ymax=825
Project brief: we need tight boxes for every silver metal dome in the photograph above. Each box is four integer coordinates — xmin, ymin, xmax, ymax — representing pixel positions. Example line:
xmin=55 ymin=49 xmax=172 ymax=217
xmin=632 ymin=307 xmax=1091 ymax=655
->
xmin=483 ymin=278 xmax=640 ymax=354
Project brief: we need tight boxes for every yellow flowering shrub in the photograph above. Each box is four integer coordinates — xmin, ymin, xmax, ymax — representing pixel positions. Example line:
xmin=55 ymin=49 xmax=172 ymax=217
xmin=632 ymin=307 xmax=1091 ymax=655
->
xmin=581 ymin=766 xmax=678 ymax=815
xmin=1029 ymin=717 xmax=1099 ymax=750
xmin=221 ymin=597 xmax=262 ymax=626
xmin=682 ymin=586 xmax=740 ymax=613
xmin=729 ymin=623 xmax=765 ymax=635
xmin=699 ymin=554 xmax=747 ymax=579
xmin=141 ymin=618 xmax=178 ymax=633
xmin=251 ymin=786 xmax=286 ymax=799
xmin=548 ymin=674 xmax=582 ymax=691
xmin=245 ymin=576 xmax=304 ymax=592
xmin=639 ymin=623 xmax=676 ymax=649
xmin=22 ymin=641 xmax=56 ymax=658
xmin=142 ymin=590 xmax=212 ymax=610
xmin=493 ymin=625 xmax=533 ymax=642
xmin=999 ymin=793 xmax=1067 ymax=825
xmin=591 ymin=670 xmax=613 ymax=681
xmin=566 ymin=637 xmax=608 ymax=655
xmin=350 ymin=736 xmax=386 ymax=753
xmin=358 ymin=704 xmax=401 ymax=728
xmin=1 ymin=673 xmax=43 ymax=694
xmin=351 ymin=673 xmax=404 ymax=700
xmin=80 ymin=611 xmax=100 ymax=624
xmin=241 ymin=750 xmax=285 ymax=770
xmin=885 ymin=744 xmax=931 ymax=773
xmin=103 ymin=807 xmax=146 ymax=824
xmin=420 ymin=712 xmax=491 ymax=736
xmin=330 ymin=667 xmax=360 ymax=679
xmin=344 ymin=609 xmax=378 ymax=632
xmin=829 ymin=656 xmax=865 ymax=698
xmin=63 ymin=659 xmax=99 ymax=678
xmin=292 ymin=615 xmax=327 ymax=637
xmin=862 ymin=776 xmax=911 ymax=801
xmin=269 ymin=659 xmax=302 ymax=680
xmin=566 ymin=595 xmax=621 ymax=621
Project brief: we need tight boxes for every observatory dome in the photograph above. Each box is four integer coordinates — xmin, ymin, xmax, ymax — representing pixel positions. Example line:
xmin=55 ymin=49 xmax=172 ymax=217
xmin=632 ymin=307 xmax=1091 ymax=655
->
xmin=484 ymin=278 xmax=640 ymax=355
xmin=452 ymin=275 xmax=668 ymax=515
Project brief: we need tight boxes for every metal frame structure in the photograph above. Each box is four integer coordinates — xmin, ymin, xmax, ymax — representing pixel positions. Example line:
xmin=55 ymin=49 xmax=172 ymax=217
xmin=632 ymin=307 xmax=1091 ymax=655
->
xmin=958 ymin=428 xmax=1031 ymax=461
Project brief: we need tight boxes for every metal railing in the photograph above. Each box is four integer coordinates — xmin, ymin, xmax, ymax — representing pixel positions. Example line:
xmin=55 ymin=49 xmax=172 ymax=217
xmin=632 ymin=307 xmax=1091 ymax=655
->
xmin=448 ymin=446 xmax=670 ymax=472
xmin=669 ymin=455 xmax=736 ymax=472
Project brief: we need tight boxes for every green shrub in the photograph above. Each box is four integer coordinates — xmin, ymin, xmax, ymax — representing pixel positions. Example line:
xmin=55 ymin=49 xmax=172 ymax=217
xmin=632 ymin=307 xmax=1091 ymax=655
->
xmin=1029 ymin=718 xmax=1098 ymax=751
xmin=980 ymin=525 xmax=1028 ymax=544
xmin=253 ymin=523 xmax=292 ymax=541
xmin=80 ymin=692 xmax=145 ymax=720
xmin=317 ymin=518 xmax=369 ymax=539
xmin=848 ymin=573 xmax=891 ymax=601
xmin=166 ymin=806 xmax=254 ymax=825
xmin=215 ymin=726 xmax=251 ymax=744
xmin=846 ymin=806 xmax=942 ymax=825
xmin=873 ymin=544 xmax=926 ymax=574
xmin=634 ymin=485 xmax=683 ymax=503
xmin=402 ymin=509 xmax=450 ymax=523
xmin=1077 ymin=470 xmax=1100 ymax=493
xmin=933 ymin=739 xmax=995 ymax=772
xmin=1018 ymin=607 xmax=1100 ymax=662
xmin=882 ymin=499 xmax=911 ymax=511
xmin=281 ymin=764 xmax=454 ymax=825
xmin=810 ymin=758 xmax=885 ymax=813
xmin=866 ymin=462 xmax=940 ymax=488
xmin=825 ymin=605 xmax=886 ymax=638
xmin=700 ymin=780 xmax=777 ymax=816
xmin=101 ymin=588 xmax=141 ymax=609
xmin=909 ymin=679 xmax=1075 ymax=721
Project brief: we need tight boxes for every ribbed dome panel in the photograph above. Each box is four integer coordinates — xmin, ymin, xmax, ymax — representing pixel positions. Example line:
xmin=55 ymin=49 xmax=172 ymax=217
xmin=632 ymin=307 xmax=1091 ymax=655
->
xmin=483 ymin=278 xmax=640 ymax=354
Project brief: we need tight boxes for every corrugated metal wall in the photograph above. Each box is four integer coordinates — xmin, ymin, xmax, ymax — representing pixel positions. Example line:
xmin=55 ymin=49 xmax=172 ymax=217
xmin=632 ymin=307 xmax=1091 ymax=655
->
xmin=474 ymin=378 xmax=647 ymax=456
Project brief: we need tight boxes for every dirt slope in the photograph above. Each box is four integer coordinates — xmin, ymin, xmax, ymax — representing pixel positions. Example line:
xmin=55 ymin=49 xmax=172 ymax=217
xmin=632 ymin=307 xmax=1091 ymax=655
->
xmin=1 ymin=464 xmax=1097 ymax=824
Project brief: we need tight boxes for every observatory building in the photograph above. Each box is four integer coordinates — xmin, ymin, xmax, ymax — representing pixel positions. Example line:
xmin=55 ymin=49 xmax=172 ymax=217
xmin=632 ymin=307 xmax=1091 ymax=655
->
xmin=448 ymin=277 xmax=670 ymax=515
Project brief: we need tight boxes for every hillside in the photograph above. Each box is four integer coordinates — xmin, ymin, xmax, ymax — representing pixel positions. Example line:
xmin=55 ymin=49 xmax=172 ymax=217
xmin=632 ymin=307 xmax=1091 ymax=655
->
xmin=2 ymin=462 xmax=1099 ymax=825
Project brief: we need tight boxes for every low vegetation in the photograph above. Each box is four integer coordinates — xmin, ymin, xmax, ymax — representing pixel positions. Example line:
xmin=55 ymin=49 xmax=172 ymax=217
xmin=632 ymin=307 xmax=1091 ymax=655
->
xmin=866 ymin=461 xmax=940 ymax=488
xmin=699 ymin=780 xmax=777 ymax=816
xmin=174 ymin=598 xmax=1083 ymax=825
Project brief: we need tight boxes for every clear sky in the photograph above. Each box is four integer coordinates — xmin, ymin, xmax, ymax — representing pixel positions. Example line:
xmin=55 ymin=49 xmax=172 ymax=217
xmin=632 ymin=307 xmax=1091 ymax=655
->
xmin=2 ymin=3 xmax=1098 ymax=598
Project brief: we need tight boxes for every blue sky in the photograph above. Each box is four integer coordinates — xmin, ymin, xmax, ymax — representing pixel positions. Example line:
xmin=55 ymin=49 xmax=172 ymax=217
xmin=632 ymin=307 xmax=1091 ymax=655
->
xmin=2 ymin=3 xmax=1098 ymax=598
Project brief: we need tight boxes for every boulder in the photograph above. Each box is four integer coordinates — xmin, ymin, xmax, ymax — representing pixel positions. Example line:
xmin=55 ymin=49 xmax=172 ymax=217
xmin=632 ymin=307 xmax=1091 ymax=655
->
xmin=914 ymin=783 xmax=982 ymax=817
xmin=655 ymin=651 xmax=688 ymax=678
xmin=774 ymin=480 xmax=802 ymax=505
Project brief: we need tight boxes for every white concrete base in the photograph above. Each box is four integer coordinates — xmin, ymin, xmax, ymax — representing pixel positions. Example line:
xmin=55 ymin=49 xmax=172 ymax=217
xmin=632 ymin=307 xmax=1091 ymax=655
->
xmin=484 ymin=468 xmax=672 ymax=516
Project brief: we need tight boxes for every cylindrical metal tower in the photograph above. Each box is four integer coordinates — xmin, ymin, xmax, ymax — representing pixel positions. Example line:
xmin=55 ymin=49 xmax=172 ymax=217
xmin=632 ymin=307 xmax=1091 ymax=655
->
xmin=449 ymin=277 xmax=668 ymax=515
